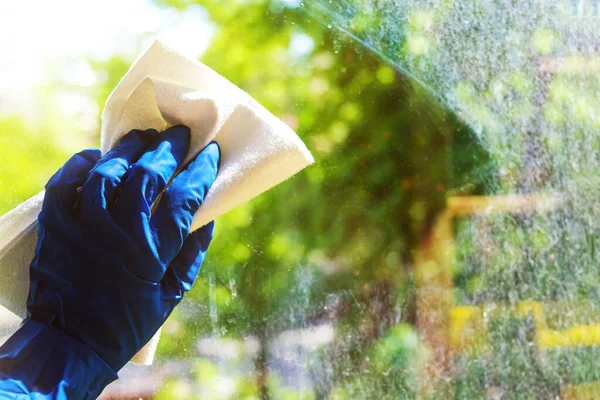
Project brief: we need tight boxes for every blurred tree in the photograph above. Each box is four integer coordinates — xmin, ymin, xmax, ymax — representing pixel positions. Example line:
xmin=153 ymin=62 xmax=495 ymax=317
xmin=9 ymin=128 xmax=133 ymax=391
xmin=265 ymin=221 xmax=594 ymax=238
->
xmin=0 ymin=117 xmax=68 ymax=214
xmin=145 ymin=0 xmax=493 ymax=398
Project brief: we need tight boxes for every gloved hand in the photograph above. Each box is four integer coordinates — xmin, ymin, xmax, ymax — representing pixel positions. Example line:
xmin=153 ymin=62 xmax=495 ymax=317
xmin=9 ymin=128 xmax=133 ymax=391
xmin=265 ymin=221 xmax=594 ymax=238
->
xmin=26 ymin=125 xmax=219 ymax=370
xmin=0 ymin=125 xmax=219 ymax=398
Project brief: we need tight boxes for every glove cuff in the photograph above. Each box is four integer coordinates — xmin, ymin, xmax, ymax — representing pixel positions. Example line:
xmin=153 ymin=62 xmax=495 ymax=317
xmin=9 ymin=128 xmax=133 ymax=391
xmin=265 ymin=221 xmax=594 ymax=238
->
xmin=0 ymin=319 xmax=118 ymax=399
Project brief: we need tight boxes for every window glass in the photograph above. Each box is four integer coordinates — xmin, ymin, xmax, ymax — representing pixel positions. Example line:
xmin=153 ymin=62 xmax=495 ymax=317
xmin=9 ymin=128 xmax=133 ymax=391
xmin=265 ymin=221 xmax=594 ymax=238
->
xmin=1 ymin=0 xmax=599 ymax=398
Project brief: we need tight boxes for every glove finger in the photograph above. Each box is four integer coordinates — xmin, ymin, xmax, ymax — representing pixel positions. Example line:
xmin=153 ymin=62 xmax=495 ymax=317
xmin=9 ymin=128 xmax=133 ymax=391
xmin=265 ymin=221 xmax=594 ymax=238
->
xmin=161 ymin=221 xmax=215 ymax=300
xmin=150 ymin=141 xmax=220 ymax=266
xmin=43 ymin=149 xmax=101 ymax=214
xmin=80 ymin=129 xmax=156 ymax=213
xmin=114 ymin=126 xmax=190 ymax=220
xmin=111 ymin=125 xmax=190 ymax=243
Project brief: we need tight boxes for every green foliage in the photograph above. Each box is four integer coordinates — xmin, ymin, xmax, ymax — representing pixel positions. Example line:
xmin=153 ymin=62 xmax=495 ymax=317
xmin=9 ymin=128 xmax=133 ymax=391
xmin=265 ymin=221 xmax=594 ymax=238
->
xmin=0 ymin=118 xmax=59 ymax=214
xmin=0 ymin=112 xmax=83 ymax=215
xmin=6 ymin=0 xmax=597 ymax=398
xmin=144 ymin=1 xmax=494 ymax=398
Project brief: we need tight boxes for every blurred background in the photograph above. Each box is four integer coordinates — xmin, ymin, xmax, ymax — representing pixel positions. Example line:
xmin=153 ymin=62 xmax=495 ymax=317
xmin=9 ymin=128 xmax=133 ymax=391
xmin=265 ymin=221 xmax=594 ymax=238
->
xmin=1 ymin=0 xmax=600 ymax=399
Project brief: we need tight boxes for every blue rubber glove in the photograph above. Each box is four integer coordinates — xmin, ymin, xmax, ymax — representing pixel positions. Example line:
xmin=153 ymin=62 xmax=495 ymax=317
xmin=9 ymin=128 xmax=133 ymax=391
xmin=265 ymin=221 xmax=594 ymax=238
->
xmin=0 ymin=125 xmax=220 ymax=398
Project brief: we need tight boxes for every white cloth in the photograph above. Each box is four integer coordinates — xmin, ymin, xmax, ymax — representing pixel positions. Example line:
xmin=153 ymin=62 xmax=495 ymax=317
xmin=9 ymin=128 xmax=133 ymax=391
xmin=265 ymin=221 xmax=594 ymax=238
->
xmin=0 ymin=40 xmax=313 ymax=365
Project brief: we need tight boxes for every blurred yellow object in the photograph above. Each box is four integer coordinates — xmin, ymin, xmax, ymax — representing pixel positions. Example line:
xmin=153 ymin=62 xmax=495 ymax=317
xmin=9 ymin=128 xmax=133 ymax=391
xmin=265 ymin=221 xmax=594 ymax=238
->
xmin=538 ymin=324 xmax=600 ymax=349
xmin=517 ymin=300 xmax=546 ymax=332
xmin=562 ymin=382 xmax=600 ymax=400
xmin=450 ymin=305 xmax=483 ymax=351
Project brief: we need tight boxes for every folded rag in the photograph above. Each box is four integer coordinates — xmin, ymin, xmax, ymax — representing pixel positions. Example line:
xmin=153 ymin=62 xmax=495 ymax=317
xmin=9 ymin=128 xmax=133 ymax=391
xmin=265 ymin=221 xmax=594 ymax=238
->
xmin=0 ymin=40 xmax=313 ymax=365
